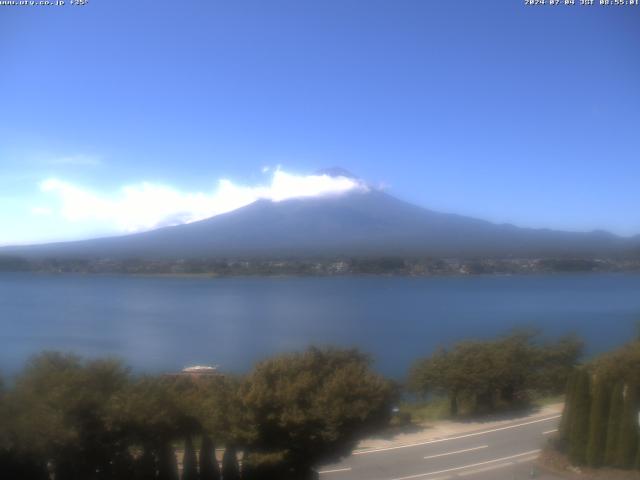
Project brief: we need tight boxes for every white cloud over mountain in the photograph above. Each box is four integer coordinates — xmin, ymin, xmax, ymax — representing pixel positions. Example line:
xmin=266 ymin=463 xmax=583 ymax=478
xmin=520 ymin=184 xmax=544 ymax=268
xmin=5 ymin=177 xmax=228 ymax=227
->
xmin=35 ymin=168 xmax=367 ymax=234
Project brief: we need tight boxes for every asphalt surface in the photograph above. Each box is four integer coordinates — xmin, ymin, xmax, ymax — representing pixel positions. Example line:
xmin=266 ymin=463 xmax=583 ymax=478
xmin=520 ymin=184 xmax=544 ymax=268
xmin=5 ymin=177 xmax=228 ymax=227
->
xmin=317 ymin=415 xmax=565 ymax=480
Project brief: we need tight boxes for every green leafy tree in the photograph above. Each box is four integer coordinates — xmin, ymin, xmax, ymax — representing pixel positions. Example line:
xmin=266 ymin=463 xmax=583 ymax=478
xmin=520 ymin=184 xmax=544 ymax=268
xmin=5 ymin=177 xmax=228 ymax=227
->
xmin=533 ymin=334 xmax=584 ymax=395
xmin=593 ymin=341 xmax=640 ymax=386
xmin=9 ymin=352 xmax=132 ymax=480
xmin=408 ymin=347 xmax=461 ymax=415
xmin=410 ymin=332 xmax=582 ymax=417
xmin=586 ymin=376 xmax=610 ymax=467
xmin=241 ymin=347 xmax=396 ymax=478
xmin=568 ymin=369 xmax=590 ymax=465
xmin=115 ymin=376 xmax=189 ymax=462
xmin=182 ymin=435 xmax=199 ymax=480
xmin=409 ymin=340 xmax=509 ymax=415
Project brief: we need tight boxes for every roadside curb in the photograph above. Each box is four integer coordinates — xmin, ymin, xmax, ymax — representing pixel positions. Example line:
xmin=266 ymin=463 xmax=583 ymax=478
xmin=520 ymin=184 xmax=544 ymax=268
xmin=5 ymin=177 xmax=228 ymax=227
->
xmin=353 ymin=406 xmax=563 ymax=455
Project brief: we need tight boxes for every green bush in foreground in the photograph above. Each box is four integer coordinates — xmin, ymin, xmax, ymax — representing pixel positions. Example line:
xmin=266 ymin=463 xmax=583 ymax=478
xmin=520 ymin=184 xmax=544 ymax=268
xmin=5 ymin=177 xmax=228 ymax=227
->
xmin=0 ymin=347 xmax=395 ymax=480
xmin=241 ymin=347 xmax=396 ymax=479
xmin=409 ymin=331 xmax=582 ymax=417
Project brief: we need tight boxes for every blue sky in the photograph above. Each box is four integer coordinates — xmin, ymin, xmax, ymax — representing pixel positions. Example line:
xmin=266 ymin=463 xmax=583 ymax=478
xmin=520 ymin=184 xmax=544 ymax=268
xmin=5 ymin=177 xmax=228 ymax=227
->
xmin=1 ymin=0 xmax=639 ymax=245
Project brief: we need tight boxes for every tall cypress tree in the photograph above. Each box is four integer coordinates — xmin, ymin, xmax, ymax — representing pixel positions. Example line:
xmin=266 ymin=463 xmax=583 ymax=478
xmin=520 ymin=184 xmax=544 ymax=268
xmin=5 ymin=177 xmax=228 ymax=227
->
xmin=615 ymin=383 xmax=639 ymax=468
xmin=134 ymin=446 xmax=157 ymax=480
xmin=559 ymin=370 xmax=578 ymax=446
xmin=158 ymin=443 xmax=179 ymax=480
xmin=568 ymin=369 xmax=591 ymax=465
xmin=240 ymin=450 xmax=255 ymax=480
xmin=586 ymin=376 xmax=610 ymax=467
xmin=199 ymin=435 xmax=220 ymax=480
xmin=182 ymin=435 xmax=199 ymax=480
xmin=221 ymin=446 xmax=240 ymax=480
xmin=604 ymin=382 xmax=625 ymax=466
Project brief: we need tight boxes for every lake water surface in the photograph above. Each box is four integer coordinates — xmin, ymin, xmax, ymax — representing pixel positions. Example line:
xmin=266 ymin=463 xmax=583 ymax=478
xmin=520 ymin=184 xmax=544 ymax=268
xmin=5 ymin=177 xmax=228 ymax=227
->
xmin=1 ymin=273 xmax=639 ymax=378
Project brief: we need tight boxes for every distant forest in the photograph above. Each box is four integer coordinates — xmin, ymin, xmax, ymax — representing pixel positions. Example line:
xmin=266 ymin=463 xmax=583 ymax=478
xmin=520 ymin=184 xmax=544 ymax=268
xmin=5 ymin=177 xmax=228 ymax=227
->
xmin=1 ymin=255 xmax=639 ymax=276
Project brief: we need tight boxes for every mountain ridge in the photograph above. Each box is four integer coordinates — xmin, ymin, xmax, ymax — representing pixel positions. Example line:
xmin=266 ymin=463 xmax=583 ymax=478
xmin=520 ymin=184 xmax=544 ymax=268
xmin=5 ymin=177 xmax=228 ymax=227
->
xmin=1 ymin=188 xmax=638 ymax=260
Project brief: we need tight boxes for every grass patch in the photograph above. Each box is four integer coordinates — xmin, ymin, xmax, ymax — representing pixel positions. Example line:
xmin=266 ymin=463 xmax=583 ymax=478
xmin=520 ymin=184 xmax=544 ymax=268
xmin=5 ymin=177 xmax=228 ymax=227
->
xmin=398 ymin=397 xmax=451 ymax=425
xmin=531 ymin=393 xmax=565 ymax=408
xmin=396 ymin=393 xmax=564 ymax=427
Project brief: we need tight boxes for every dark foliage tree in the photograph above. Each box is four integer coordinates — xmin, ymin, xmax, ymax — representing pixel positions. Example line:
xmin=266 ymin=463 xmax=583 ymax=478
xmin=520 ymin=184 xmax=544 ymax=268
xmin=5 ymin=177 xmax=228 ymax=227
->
xmin=182 ymin=435 xmax=199 ymax=480
xmin=221 ymin=445 xmax=240 ymax=480
xmin=0 ymin=450 xmax=49 ymax=480
xmin=157 ymin=443 xmax=179 ymax=480
xmin=558 ymin=370 xmax=578 ymax=446
xmin=586 ymin=376 xmax=610 ymax=467
xmin=615 ymin=382 xmax=639 ymax=468
xmin=8 ymin=353 xmax=133 ymax=480
xmin=568 ymin=369 xmax=590 ymax=465
xmin=241 ymin=450 xmax=298 ymax=480
xmin=533 ymin=335 xmax=584 ymax=395
xmin=409 ymin=331 xmax=582 ymax=417
xmin=604 ymin=382 xmax=624 ymax=466
xmin=199 ymin=435 xmax=220 ymax=480
xmin=593 ymin=341 xmax=640 ymax=387
xmin=133 ymin=447 xmax=157 ymax=480
xmin=241 ymin=347 xmax=396 ymax=478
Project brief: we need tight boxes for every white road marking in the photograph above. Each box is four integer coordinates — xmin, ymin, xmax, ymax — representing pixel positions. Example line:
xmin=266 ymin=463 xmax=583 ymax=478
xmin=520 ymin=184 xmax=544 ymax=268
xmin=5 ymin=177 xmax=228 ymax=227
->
xmin=388 ymin=449 xmax=541 ymax=480
xmin=318 ymin=467 xmax=352 ymax=474
xmin=353 ymin=415 xmax=560 ymax=455
xmin=543 ymin=429 xmax=558 ymax=435
xmin=515 ymin=455 xmax=540 ymax=463
xmin=457 ymin=462 xmax=514 ymax=476
xmin=423 ymin=445 xmax=488 ymax=460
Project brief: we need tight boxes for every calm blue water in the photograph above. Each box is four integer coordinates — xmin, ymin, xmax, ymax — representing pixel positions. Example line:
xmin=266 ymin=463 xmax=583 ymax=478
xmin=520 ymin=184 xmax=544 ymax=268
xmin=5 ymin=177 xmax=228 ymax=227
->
xmin=1 ymin=273 xmax=638 ymax=378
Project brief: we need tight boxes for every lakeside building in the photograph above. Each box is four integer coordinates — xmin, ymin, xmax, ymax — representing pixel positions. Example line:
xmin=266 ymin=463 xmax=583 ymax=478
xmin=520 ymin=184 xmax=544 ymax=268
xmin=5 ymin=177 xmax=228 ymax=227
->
xmin=165 ymin=365 xmax=222 ymax=378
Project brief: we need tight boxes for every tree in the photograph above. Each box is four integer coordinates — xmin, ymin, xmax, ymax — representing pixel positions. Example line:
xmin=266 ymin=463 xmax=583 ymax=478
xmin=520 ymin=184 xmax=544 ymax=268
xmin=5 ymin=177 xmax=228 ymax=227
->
xmin=615 ymin=382 xmax=639 ymax=468
xmin=133 ymin=447 xmax=157 ymax=480
xmin=157 ymin=442 xmax=179 ymax=480
xmin=409 ymin=348 xmax=462 ymax=415
xmin=241 ymin=451 xmax=290 ymax=480
xmin=534 ymin=334 xmax=584 ymax=395
xmin=593 ymin=341 xmax=640 ymax=387
xmin=558 ymin=370 xmax=578 ymax=446
xmin=568 ymin=369 xmax=590 ymax=465
xmin=9 ymin=352 xmax=132 ymax=480
xmin=182 ymin=435 xmax=199 ymax=480
xmin=604 ymin=382 xmax=624 ymax=466
xmin=221 ymin=446 xmax=240 ymax=480
xmin=410 ymin=331 xmax=583 ymax=418
xmin=586 ymin=375 xmax=610 ymax=467
xmin=199 ymin=435 xmax=220 ymax=480
xmin=241 ymin=347 xmax=396 ymax=478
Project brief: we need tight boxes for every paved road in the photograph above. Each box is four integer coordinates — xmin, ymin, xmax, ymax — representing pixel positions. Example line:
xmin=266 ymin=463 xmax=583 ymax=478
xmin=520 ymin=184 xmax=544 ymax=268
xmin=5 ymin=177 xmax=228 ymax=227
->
xmin=317 ymin=415 xmax=565 ymax=480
